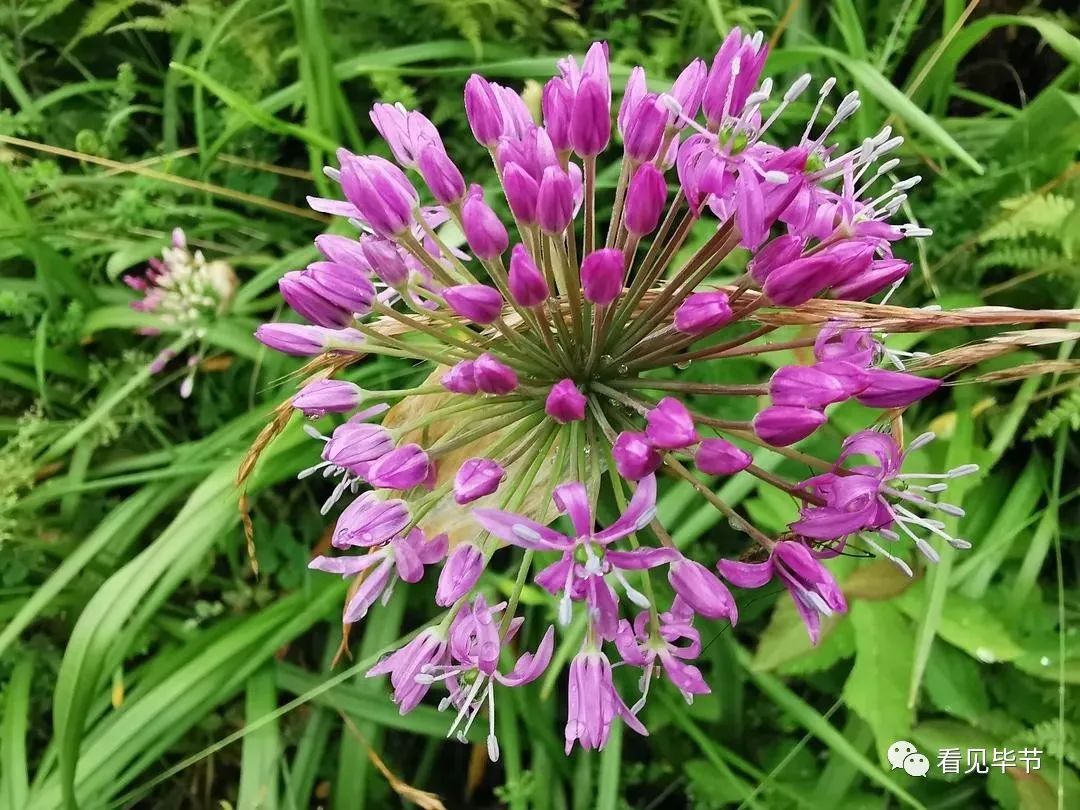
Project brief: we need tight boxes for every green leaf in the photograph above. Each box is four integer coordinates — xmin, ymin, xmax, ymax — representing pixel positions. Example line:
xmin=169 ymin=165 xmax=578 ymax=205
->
xmin=751 ymin=596 xmax=852 ymax=674
xmin=1 ymin=655 xmax=33 ymax=810
xmin=238 ymin=667 xmax=280 ymax=810
xmin=735 ymin=645 xmax=926 ymax=810
xmin=843 ymin=601 xmax=914 ymax=762
xmin=170 ymin=63 xmax=339 ymax=153
xmin=898 ymin=581 xmax=1025 ymax=664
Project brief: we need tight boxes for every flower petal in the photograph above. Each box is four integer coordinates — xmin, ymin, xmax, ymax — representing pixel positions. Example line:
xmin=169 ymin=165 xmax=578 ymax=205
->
xmin=473 ymin=508 xmax=571 ymax=550
xmin=593 ymin=474 xmax=658 ymax=543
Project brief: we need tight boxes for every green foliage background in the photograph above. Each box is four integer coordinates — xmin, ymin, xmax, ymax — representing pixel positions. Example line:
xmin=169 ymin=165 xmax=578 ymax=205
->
xmin=1 ymin=1 xmax=1079 ymax=808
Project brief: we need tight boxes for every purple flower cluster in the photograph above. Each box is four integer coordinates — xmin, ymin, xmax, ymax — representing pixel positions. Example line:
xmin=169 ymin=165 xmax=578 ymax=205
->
xmin=254 ymin=29 xmax=975 ymax=757
xmin=124 ymin=228 xmax=237 ymax=397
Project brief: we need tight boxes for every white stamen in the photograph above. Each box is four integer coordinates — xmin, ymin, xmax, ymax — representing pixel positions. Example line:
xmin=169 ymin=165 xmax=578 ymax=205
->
xmin=558 ymin=593 xmax=573 ymax=626
xmin=615 ymin=571 xmax=651 ymax=608
xmin=948 ymin=463 xmax=980 ymax=478
xmin=907 ymin=431 xmax=937 ymax=452
xmin=764 ymin=170 xmax=790 ymax=184
xmin=630 ymin=662 xmax=654 ymax=714
xmin=914 ymin=537 xmax=940 ymax=563
xmin=860 ymin=533 xmax=914 ymax=577
xmin=486 ymin=685 xmax=500 ymax=762
xmin=447 ymin=675 xmax=487 ymax=739
xmin=303 ymin=424 xmax=328 ymax=440
xmin=801 ymin=78 xmax=834 ymax=143
xmin=297 ymin=460 xmax=330 ymax=479
xmin=323 ymin=166 xmax=341 ymax=182
xmin=785 ymin=73 xmax=813 ymax=102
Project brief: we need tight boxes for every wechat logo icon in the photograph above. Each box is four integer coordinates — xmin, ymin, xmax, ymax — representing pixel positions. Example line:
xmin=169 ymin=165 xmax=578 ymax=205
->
xmin=888 ymin=741 xmax=929 ymax=777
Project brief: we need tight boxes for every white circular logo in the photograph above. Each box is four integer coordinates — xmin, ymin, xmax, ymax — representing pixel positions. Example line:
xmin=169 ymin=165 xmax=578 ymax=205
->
xmin=887 ymin=740 xmax=918 ymax=770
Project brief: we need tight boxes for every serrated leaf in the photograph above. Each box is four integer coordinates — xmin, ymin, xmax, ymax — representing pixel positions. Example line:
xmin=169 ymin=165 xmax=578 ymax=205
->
xmin=751 ymin=596 xmax=849 ymax=673
xmin=843 ymin=601 xmax=913 ymax=761
xmin=897 ymin=582 xmax=1024 ymax=664
xmin=923 ymin=641 xmax=990 ymax=722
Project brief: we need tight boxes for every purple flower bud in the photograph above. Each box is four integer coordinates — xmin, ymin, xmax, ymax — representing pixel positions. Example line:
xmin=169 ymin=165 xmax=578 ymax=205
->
xmin=441 ymin=360 xmax=478 ymax=394
xmin=473 ymin=353 xmax=518 ymax=394
xmin=753 ymin=405 xmax=826 ymax=446
xmin=762 ymin=242 xmax=874 ymax=307
xmin=624 ymin=163 xmax=667 ymax=236
xmin=580 ymin=248 xmax=625 ymax=305
xmin=443 ymin=284 xmax=504 ymax=324
xmin=770 ymin=366 xmax=848 ymax=408
xmin=673 ymin=291 xmax=732 ymax=335
xmin=503 ymin=163 xmax=540 ymax=225
xmin=855 ymin=369 xmax=941 ymax=408
xmin=749 ymin=236 xmax=804 ymax=284
xmin=365 ymin=627 xmax=448 ymax=712
xmin=695 ymin=438 xmax=752 ymax=475
xmin=668 ymin=558 xmax=738 ymax=622
xmin=315 ymin=235 xmax=370 ymax=270
xmin=508 ymin=244 xmax=549 ymax=307
xmin=461 ymin=196 xmax=509 ymax=260
xmin=334 ymin=492 xmax=411 ymax=548
xmin=669 ymin=59 xmax=707 ymax=126
xmin=369 ymin=103 xmax=442 ymax=168
xmin=338 ymin=154 xmax=418 ymax=237
xmin=255 ymin=323 xmax=364 ymax=356
xmin=454 ymin=458 xmax=506 ymax=504
xmin=622 ymin=94 xmax=667 ymax=162
xmin=814 ymin=360 xmax=871 ymax=398
xmin=543 ymin=78 xmax=575 ymax=152
xmin=279 ymin=271 xmax=352 ymax=327
xmin=436 ymin=543 xmax=485 ymax=605
xmin=325 ymin=422 xmax=394 ymax=475
xmin=645 ymin=397 xmax=698 ymax=449
xmin=464 ymin=75 xmax=504 ymax=146
xmin=832 ymin=258 xmax=911 ymax=301
xmin=814 ymin=325 xmax=876 ymax=367
xmin=569 ymin=77 xmax=611 ymax=157
xmin=292 ymin=380 xmax=363 ymax=417
xmin=536 ymin=166 xmax=576 ymax=234
xmin=612 ymin=431 xmax=662 ymax=481
xmin=304 ymin=261 xmax=377 ymax=315
xmin=701 ymin=29 xmax=766 ymax=127
xmin=417 ymin=145 xmax=466 ymax=205
xmin=367 ymin=443 xmax=432 ymax=490
xmin=361 ymin=237 xmax=411 ymax=288
xmin=545 ymin=379 xmax=587 ymax=423
xmin=617 ymin=67 xmax=647 ymax=139
xmin=171 ymin=227 xmax=187 ymax=249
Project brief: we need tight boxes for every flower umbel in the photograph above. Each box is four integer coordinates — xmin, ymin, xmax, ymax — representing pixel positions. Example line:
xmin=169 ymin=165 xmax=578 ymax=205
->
xmin=258 ymin=28 xmax=980 ymax=759
xmin=126 ymin=228 xmax=237 ymax=397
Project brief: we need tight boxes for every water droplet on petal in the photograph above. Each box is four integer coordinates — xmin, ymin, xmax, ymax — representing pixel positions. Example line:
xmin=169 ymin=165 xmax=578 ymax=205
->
xmin=675 ymin=359 xmax=691 ymax=370
xmin=616 ymin=364 xmax=629 ymax=374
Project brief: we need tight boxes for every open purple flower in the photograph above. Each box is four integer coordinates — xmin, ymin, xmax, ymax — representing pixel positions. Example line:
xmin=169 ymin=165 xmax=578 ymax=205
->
xmin=564 ymin=645 xmax=647 ymax=753
xmin=474 ymin=476 xmax=676 ymax=638
xmin=311 ymin=528 xmax=447 ymax=622
xmin=419 ymin=595 xmax=554 ymax=760
xmin=616 ymin=598 xmax=710 ymax=709
xmin=718 ymin=539 xmax=846 ymax=644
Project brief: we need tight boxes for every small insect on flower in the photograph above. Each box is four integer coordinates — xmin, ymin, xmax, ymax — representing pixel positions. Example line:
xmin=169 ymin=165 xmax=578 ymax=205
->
xmin=254 ymin=27 xmax=986 ymax=759
xmin=125 ymin=228 xmax=238 ymax=397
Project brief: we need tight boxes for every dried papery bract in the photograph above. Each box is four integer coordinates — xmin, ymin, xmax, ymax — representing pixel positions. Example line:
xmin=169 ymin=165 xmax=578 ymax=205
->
xmin=250 ymin=27 xmax=1079 ymax=759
